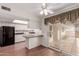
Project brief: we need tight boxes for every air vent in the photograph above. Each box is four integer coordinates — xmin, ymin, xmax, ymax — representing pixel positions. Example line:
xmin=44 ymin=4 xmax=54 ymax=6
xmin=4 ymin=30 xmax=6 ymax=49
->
xmin=1 ymin=6 xmax=11 ymax=11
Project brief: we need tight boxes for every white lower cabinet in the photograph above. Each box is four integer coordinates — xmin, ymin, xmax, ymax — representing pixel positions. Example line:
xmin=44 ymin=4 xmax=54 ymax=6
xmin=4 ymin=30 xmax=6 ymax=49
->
xmin=15 ymin=35 xmax=26 ymax=43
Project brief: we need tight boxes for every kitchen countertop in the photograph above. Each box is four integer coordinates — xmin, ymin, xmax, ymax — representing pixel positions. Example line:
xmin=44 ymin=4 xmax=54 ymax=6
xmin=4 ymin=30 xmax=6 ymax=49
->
xmin=23 ymin=35 xmax=43 ymax=38
xmin=15 ymin=33 xmax=24 ymax=35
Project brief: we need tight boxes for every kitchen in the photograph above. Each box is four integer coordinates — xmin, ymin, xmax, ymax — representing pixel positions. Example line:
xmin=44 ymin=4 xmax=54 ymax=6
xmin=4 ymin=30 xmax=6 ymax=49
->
xmin=0 ymin=3 xmax=42 ymax=49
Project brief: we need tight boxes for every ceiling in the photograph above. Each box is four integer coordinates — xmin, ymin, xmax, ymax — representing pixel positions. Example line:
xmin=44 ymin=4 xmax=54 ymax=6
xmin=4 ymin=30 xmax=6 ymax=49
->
xmin=0 ymin=3 xmax=76 ymax=22
xmin=0 ymin=3 xmax=77 ymax=17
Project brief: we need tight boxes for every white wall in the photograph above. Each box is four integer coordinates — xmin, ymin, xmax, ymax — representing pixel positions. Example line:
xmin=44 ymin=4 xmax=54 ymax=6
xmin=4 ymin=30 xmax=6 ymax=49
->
xmin=41 ymin=19 xmax=50 ymax=47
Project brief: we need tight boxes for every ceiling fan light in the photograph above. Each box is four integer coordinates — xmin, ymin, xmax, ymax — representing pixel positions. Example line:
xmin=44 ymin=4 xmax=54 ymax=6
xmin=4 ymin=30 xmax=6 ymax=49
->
xmin=40 ymin=11 xmax=43 ymax=15
xmin=40 ymin=3 xmax=54 ymax=16
xmin=44 ymin=9 xmax=48 ymax=15
xmin=44 ymin=11 xmax=48 ymax=15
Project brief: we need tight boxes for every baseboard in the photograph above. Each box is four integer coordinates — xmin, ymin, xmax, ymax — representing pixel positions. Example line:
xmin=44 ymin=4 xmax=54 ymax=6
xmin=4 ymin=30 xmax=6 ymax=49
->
xmin=41 ymin=44 xmax=49 ymax=48
xmin=48 ymin=46 xmax=74 ymax=56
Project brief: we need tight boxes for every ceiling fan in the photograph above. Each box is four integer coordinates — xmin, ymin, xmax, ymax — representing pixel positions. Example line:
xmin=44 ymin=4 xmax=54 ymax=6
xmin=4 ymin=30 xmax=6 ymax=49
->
xmin=40 ymin=3 xmax=54 ymax=16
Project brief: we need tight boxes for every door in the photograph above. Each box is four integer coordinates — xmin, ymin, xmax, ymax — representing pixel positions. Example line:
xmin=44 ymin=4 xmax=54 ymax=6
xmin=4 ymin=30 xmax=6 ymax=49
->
xmin=49 ymin=23 xmax=61 ymax=50
xmin=49 ymin=23 xmax=77 ymax=55
xmin=60 ymin=24 xmax=76 ymax=55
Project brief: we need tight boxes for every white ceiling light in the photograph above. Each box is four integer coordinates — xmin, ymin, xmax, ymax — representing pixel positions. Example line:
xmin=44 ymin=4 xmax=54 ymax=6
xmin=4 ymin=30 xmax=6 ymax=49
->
xmin=40 ymin=3 xmax=54 ymax=16
xmin=13 ymin=20 xmax=28 ymax=24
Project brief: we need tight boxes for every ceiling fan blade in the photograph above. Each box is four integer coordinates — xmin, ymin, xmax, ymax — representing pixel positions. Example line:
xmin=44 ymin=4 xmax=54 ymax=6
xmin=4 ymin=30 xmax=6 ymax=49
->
xmin=47 ymin=10 xmax=54 ymax=14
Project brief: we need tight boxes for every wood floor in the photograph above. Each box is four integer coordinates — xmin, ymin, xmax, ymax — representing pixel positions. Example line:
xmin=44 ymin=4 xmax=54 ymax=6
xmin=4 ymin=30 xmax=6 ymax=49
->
xmin=0 ymin=42 xmax=65 ymax=56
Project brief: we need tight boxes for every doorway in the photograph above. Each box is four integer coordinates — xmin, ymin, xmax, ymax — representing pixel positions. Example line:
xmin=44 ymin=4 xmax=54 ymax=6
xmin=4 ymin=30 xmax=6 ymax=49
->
xmin=49 ymin=22 xmax=77 ymax=55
